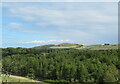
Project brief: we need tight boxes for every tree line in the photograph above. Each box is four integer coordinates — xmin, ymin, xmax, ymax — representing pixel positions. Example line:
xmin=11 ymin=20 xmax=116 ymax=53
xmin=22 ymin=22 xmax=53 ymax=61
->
xmin=2 ymin=47 xmax=120 ymax=83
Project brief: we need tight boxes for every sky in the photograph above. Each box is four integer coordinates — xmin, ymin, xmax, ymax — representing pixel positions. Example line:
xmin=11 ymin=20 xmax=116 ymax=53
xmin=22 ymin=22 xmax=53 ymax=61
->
xmin=1 ymin=0 xmax=119 ymax=2
xmin=2 ymin=2 xmax=118 ymax=48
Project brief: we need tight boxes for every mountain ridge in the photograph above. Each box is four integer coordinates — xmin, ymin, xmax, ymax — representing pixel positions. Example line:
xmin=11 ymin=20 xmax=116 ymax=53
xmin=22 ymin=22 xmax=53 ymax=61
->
xmin=33 ymin=43 xmax=118 ymax=50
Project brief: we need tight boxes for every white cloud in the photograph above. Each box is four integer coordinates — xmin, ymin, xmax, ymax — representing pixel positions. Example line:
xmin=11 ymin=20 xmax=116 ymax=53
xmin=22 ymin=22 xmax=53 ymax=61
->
xmin=19 ymin=40 xmax=70 ymax=44
xmin=5 ymin=3 xmax=117 ymax=24
xmin=3 ymin=2 xmax=118 ymax=44
xmin=7 ymin=22 xmax=42 ymax=33
xmin=8 ymin=23 xmax=22 ymax=29
xmin=1 ymin=0 xmax=119 ymax=2
xmin=0 ymin=3 xmax=2 ymax=7
xmin=5 ymin=3 xmax=117 ymax=29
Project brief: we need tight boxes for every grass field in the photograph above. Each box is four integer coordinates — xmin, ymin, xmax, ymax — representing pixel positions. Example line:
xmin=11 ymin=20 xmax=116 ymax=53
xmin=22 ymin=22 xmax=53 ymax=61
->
xmin=50 ymin=44 xmax=118 ymax=50
xmin=76 ymin=44 xmax=118 ymax=50
xmin=51 ymin=45 xmax=77 ymax=49
xmin=0 ymin=74 xmax=48 ymax=83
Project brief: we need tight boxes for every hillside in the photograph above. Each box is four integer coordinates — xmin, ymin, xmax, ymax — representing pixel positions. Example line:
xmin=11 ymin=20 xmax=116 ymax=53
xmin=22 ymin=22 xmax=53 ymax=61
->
xmin=76 ymin=44 xmax=118 ymax=50
xmin=1 ymin=74 xmax=48 ymax=83
xmin=33 ymin=43 xmax=118 ymax=50
xmin=2 ymin=48 xmax=119 ymax=83
xmin=33 ymin=44 xmax=55 ymax=49
xmin=2 ymin=45 xmax=119 ymax=83
xmin=57 ymin=43 xmax=76 ymax=46
xmin=50 ymin=43 xmax=118 ymax=50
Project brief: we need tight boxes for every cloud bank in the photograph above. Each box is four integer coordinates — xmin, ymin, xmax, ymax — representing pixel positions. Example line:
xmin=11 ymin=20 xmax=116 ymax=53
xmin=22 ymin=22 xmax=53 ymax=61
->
xmin=2 ymin=2 xmax=118 ymax=46
xmin=19 ymin=40 xmax=70 ymax=44
xmin=2 ymin=0 xmax=119 ymax=2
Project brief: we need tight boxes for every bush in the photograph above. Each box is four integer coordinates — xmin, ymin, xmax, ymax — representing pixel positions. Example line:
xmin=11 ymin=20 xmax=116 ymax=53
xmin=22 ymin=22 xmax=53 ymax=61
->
xmin=44 ymin=79 xmax=69 ymax=83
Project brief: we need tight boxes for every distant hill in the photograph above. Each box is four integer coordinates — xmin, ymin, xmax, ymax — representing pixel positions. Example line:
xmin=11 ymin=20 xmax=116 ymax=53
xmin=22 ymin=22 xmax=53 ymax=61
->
xmin=57 ymin=43 xmax=76 ymax=46
xmin=33 ymin=44 xmax=55 ymax=49
xmin=33 ymin=43 xmax=118 ymax=50
xmin=75 ymin=44 xmax=118 ymax=50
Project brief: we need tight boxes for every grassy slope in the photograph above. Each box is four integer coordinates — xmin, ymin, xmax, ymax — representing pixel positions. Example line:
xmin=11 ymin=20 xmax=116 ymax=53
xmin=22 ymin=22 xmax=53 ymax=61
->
xmin=51 ymin=45 xmax=77 ymax=49
xmin=33 ymin=43 xmax=118 ymax=50
xmin=50 ymin=44 xmax=118 ymax=50
xmin=0 ymin=74 xmax=48 ymax=83
xmin=76 ymin=44 xmax=118 ymax=50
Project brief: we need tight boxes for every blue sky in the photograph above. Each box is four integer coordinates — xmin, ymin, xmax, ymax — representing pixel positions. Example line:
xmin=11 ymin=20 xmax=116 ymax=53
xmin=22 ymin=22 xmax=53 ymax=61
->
xmin=2 ymin=2 xmax=118 ymax=48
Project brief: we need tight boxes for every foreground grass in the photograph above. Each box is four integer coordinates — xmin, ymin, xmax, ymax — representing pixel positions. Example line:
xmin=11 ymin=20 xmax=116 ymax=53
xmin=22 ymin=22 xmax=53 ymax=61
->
xmin=0 ymin=74 xmax=48 ymax=83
